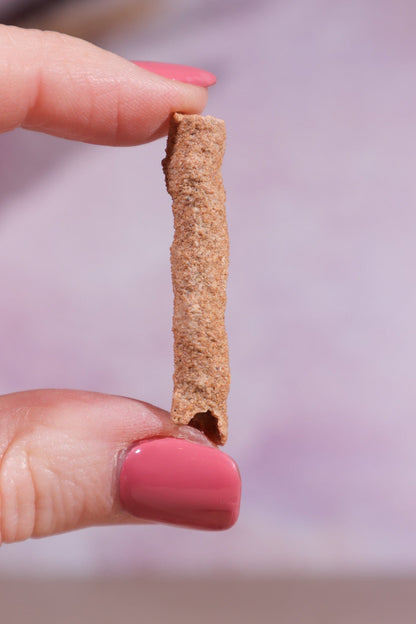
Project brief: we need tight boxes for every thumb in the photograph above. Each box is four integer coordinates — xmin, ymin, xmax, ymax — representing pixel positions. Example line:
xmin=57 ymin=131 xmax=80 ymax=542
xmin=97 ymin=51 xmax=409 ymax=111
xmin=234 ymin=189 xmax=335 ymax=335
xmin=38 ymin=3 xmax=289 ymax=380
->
xmin=0 ymin=390 xmax=241 ymax=544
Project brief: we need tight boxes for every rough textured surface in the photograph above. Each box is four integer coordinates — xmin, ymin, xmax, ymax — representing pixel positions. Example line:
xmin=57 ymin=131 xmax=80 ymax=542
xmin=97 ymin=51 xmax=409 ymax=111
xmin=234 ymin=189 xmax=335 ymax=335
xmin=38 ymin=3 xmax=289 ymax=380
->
xmin=163 ymin=113 xmax=229 ymax=445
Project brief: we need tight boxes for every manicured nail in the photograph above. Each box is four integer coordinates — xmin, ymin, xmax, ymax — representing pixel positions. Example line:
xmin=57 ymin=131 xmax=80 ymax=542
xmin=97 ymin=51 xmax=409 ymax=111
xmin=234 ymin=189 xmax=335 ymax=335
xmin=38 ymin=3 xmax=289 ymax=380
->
xmin=131 ymin=61 xmax=216 ymax=87
xmin=119 ymin=438 xmax=241 ymax=530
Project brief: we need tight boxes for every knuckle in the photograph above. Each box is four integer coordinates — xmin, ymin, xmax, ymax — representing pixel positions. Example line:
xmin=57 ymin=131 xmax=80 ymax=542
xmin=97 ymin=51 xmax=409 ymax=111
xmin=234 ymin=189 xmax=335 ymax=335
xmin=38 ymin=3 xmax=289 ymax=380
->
xmin=0 ymin=436 xmax=36 ymax=544
xmin=0 ymin=26 xmax=42 ymax=132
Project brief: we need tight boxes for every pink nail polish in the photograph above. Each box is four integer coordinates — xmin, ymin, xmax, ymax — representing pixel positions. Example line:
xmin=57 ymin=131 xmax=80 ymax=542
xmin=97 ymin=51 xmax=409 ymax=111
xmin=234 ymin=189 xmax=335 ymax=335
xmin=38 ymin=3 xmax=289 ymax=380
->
xmin=131 ymin=61 xmax=217 ymax=87
xmin=119 ymin=438 xmax=241 ymax=530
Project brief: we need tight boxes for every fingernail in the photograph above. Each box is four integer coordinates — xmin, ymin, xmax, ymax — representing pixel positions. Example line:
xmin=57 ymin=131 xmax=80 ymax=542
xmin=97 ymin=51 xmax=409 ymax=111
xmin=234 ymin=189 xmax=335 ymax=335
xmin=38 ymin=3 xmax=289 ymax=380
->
xmin=119 ymin=438 xmax=241 ymax=530
xmin=131 ymin=61 xmax=217 ymax=87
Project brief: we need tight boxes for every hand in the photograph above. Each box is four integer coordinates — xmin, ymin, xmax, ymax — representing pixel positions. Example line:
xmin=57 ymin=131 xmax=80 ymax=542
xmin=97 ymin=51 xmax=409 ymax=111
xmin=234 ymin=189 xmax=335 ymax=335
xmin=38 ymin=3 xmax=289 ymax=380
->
xmin=0 ymin=26 xmax=241 ymax=544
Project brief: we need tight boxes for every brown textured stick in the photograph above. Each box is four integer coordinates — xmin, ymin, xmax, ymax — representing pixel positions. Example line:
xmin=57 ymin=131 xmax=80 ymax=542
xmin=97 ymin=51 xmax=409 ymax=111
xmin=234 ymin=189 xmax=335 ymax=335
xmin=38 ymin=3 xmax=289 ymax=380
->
xmin=162 ymin=113 xmax=230 ymax=445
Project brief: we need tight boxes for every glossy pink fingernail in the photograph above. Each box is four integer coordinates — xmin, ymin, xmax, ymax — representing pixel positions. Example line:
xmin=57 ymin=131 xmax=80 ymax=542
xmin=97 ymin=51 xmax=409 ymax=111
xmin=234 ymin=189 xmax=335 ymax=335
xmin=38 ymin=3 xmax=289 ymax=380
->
xmin=131 ymin=61 xmax=216 ymax=87
xmin=119 ymin=438 xmax=241 ymax=530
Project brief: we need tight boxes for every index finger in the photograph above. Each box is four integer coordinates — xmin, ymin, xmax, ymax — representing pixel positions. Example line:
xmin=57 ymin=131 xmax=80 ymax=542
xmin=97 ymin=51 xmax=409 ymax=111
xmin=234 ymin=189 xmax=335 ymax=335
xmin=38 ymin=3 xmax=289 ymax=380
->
xmin=0 ymin=25 xmax=209 ymax=145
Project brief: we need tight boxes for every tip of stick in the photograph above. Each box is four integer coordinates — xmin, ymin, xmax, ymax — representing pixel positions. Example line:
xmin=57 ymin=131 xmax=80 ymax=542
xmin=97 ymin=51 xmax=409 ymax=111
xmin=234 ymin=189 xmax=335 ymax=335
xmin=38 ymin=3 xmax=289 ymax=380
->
xmin=189 ymin=411 xmax=224 ymax=445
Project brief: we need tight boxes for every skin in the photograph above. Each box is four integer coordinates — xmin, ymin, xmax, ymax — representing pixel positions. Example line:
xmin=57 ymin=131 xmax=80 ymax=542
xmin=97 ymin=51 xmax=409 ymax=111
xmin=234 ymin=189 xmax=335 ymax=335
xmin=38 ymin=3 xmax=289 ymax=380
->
xmin=0 ymin=25 xmax=212 ymax=544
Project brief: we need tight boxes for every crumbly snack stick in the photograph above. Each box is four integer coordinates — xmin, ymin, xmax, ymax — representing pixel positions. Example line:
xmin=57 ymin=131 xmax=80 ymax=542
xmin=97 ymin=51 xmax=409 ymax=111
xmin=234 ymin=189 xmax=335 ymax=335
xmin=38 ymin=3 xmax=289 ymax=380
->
xmin=162 ymin=113 xmax=230 ymax=445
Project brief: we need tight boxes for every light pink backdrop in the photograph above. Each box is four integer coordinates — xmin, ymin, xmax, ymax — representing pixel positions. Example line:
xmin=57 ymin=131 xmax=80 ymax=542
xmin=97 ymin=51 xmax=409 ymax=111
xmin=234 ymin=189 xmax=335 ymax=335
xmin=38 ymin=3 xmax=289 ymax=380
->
xmin=1 ymin=0 xmax=416 ymax=575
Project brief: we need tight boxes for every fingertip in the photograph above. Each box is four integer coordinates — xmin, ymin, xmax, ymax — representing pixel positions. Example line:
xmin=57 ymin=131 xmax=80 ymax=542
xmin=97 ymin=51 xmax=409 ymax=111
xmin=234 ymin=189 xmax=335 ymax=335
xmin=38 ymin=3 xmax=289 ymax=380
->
xmin=0 ymin=25 xmax=209 ymax=146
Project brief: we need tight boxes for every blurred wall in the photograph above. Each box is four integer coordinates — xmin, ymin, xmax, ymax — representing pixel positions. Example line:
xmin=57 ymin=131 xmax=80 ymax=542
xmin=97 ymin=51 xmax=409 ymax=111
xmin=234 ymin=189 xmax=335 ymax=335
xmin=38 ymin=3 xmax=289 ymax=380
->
xmin=1 ymin=0 xmax=416 ymax=577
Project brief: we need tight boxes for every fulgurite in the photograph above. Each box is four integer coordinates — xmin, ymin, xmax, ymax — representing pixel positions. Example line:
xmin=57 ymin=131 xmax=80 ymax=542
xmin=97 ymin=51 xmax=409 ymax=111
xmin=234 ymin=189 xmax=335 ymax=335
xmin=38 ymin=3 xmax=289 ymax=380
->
xmin=163 ymin=113 xmax=230 ymax=445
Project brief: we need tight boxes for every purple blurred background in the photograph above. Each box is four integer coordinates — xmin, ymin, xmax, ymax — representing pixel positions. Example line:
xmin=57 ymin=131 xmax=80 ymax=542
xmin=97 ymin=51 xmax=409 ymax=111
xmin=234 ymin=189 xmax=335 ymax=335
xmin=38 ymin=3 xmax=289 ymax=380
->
xmin=1 ymin=0 xmax=416 ymax=580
